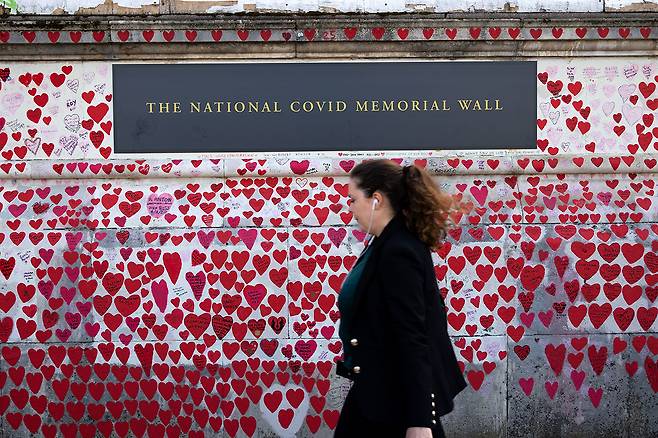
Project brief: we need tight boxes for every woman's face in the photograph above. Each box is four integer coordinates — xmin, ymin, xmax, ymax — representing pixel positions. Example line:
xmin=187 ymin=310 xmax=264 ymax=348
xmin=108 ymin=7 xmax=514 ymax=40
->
xmin=348 ymin=178 xmax=374 ymax=231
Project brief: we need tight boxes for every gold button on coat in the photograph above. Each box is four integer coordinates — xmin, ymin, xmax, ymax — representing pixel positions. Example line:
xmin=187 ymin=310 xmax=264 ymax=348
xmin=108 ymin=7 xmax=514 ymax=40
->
xmin=352 ymin=366 xmax=361 ymax=374
xmin=350 ymin=338 xmax=359 ymax=346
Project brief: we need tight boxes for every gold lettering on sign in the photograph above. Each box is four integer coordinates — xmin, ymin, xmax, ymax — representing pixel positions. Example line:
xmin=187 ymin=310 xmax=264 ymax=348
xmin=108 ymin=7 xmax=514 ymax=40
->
xmin=146 ymin=102 xmax=182 ymax=113
xmin=188 ymin=101 xmax=283 ymax=113
xmin=355 ymin=100 xmax=451 ymax=112
xmin=261 ymin=102 xmax=279 ymax=112
xmin=457 ymin=99 xmax=503 ymax=111
xmin=289 ymin=101 xmax=347 ymax=113
xmin=355 ymin=101 xmax=368 ymax=112
xmin=144 ymin=99 xmax=503 ymax=114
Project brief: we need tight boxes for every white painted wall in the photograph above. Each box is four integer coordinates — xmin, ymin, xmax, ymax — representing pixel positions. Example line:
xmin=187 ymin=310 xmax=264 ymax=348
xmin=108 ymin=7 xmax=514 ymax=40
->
xmin=607 ymin=0 xmax=658 ymax=10
xmin=9 ymin=0 xmax=158 ymax=14
xmin=6 ymin=0 xmax=606 ymax=14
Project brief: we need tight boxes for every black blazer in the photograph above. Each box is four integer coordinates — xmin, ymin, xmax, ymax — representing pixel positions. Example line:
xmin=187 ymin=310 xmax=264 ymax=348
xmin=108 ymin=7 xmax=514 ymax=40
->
xmin=336 ymin=214 xmax=467 ymax=428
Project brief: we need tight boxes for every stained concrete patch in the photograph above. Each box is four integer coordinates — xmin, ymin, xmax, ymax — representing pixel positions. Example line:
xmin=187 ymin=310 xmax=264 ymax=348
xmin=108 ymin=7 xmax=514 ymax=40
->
xmin=508 ymin=333 xmax=633 ymax=437
xmin=443 ymin=335 xmax=507 ymax=438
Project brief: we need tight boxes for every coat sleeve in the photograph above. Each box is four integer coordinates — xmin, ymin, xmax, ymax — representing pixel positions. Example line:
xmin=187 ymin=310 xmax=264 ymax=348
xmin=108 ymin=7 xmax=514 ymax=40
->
xmin=379 ymin=244 xmax=434 ymax=428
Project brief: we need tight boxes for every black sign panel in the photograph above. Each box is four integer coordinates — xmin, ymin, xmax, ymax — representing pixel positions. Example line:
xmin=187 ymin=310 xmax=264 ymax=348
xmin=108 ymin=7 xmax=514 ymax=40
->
xmin=113 ymin=62 xmax=536 ymax=153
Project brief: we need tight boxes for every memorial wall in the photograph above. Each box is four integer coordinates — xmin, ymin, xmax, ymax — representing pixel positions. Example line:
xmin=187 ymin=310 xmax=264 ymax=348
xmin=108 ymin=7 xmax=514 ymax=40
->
xmin=0 ymin=4 xmax=657 ymax=437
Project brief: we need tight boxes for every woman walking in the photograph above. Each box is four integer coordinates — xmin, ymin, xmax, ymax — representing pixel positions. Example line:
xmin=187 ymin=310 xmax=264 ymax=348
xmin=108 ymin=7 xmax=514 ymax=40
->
xmin=335 ymin=159 xmax=467 ymax=438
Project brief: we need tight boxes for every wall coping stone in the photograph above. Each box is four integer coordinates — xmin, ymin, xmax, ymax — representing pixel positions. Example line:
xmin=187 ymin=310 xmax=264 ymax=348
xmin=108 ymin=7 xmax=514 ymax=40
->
xmin=1 ymin=13 xmax=658 ymax=59
xmin=0 ymin=153 xmax=657 ymax=178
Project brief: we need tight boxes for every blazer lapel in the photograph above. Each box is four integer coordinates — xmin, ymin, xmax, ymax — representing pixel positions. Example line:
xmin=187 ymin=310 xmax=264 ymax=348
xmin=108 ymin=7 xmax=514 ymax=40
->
xmin=351 ymin=215 xmax=405 ymax=315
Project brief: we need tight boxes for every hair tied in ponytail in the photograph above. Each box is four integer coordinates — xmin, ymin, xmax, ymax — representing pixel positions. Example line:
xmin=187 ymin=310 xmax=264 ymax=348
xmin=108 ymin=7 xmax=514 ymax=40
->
xmin=350 ymin=158 xmax=452 ymax=249
xmin=402 ymin=164 xmax=413 ymax=179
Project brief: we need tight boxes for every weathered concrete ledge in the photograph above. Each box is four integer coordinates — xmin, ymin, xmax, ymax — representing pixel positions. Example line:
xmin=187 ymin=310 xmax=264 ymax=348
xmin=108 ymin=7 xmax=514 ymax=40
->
xmin=0 ymin=153 xmax=657 ymax=179
xmin=1 ymin=13 xmax=658 ymax=59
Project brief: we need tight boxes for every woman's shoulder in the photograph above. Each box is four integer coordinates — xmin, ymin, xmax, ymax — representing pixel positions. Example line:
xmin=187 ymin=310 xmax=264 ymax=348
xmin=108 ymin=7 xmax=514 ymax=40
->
xmin=381 ymin=226 xmax=428 ymax=257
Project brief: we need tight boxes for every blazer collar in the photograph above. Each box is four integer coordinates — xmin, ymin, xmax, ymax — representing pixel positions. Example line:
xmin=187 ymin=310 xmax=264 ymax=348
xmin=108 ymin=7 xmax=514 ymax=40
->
xmin=362 ymin=214 xmax=405 ymax=251
xmin=351 ymin=213 xmax=406 ymax=313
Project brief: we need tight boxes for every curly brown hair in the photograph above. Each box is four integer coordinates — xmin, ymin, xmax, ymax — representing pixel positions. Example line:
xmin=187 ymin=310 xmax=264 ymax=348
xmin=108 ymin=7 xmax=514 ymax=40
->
xmin=349 ymin=159 xmax=453 ymax=249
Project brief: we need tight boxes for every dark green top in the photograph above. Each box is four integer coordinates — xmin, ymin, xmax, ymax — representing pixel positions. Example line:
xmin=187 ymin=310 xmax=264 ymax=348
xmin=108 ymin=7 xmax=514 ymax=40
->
xmin=337 ymin=243 xmax=374 ymax=369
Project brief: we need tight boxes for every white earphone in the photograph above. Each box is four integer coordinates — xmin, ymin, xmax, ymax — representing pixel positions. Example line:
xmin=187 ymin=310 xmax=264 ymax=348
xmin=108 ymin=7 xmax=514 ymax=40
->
xmin=364 ymin=198 xmax=379 ymax=245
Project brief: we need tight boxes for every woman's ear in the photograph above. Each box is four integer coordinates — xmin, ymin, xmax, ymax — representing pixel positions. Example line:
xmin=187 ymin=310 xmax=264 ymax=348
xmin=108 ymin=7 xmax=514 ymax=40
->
xmin=371 ymin=192 xmax=383 ymax=208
